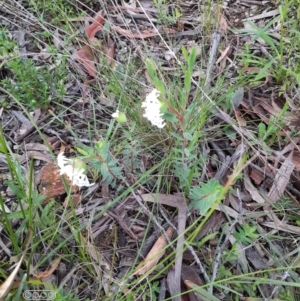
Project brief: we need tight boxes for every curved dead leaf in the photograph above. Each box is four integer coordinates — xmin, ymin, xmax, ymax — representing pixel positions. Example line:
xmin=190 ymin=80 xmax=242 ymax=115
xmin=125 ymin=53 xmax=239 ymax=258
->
xmin=36 ymin=257 xmax=61 ymax=279
xmin=106 ymin=44 xmax=115 ymax=65
xmin=75 ymin=45 xmax=97 ymax=77
xmin=17 ymin=151 xmax=52 ymax=164
xmin=267 ymin=150 xmax=294 ymax=203
xmin=86 ymin=10 xmax=105 ymax=39
xmin=122 ymin=0 xmax=137 ymax=15
xmin=102 ymin=37 xmax=115 ymax=66
xmin=219 ymin=14 xmax=228 ymax=33
xmin=112 ymin=25 xmax=159 ymax=39
xmin=249 ymin=169 xmax=265 ymax=185
xmin=133 ymin=226 xmax=173 ymax=276
xmin=181 ymin=265 xmax=204 ymax=301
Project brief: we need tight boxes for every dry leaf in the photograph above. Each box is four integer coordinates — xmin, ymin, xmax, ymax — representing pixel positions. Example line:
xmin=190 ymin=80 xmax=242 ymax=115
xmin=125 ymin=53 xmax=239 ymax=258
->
xmin=262 ymin=221 xmax=300 ymax=234
xmin=53 ymin=29 xmax=64 ymax=49
xmin=216 ymin=45 xmax=231 ymax=65
xmin=259 ymin=98 xmax=280 ymax=116
xmin=219 ymin=14 xmax=228 ymax=33
xmin=112 ymin=25 xmax=159 ymax=39
xmin=242 ymin=67 xmax=262 ymax=75
xmin=244 ymin=168 xmax=265 ymax=204
xmin=235 ymin=110 xmax=247 ymax=127
xmin=85 ymin=11 xmax=105 ymax=39
xmin=122 ymin=0 xmax=137 ymax=15
xmin=74 ymin=45 xmax=97 ymax=77
xmin=242 ymin=8 xmax=280 ymax=21
xmin=14 ymin=143 xmax=48 ymax=152
xmin=246 ymin=247 xmax=267 ymax=270
xmin=249 ymin=169 xmax=265 ymax=185
xmin=267 ymin=151 xmax=294 ymax=203
xmin=181 ymin=265 xmax=204 ymax=301
xmin=102 ymin=37 xmax=115 ymax=66
xmin=133 ymin=226 xmax=174 ymax=276
xmin=12 ymin=110 xmax=31 ymax=124
xmin=17 ymin=151 xmax=52 ymax=164
xmin=216 ymin=204 xmax=242 ymax=219
xmin=36 ymin=258 xmax=61 ymax=279
xmin=292 ymin=150 xmax=300 ymax=171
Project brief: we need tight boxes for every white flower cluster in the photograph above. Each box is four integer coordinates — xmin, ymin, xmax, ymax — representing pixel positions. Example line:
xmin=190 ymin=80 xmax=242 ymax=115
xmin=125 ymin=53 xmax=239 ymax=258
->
xmin=141 ymin=89 xmax=166 ymax=129
xmin=57 ymin=153 xmax=94 ymax=187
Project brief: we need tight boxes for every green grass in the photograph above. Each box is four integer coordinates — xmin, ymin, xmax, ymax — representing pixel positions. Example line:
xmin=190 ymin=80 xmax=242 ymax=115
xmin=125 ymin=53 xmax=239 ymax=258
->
xmin=1 ymin=0 xmax=300 ymax=300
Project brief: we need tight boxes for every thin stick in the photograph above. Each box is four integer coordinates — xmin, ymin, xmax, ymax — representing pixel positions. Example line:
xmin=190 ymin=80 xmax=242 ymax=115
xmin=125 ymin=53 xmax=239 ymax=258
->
xmin=209 ymin=188 xmax=243 ymax=293
xmin=159 ymin=205 xmax=211 ymax=283
xmin=205 ymin=32 xmax=221 ymax=90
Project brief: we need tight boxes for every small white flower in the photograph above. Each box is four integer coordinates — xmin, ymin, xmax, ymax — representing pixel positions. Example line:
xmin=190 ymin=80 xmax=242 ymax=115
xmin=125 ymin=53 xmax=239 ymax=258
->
xmin=142 ymin=89 xmax=166 ymax=129
xmin=57 ymin=152 xmax=69 ymax=168
xmin=57 ymin=153 xmax=94 ymax=187
xmin=111 ymin=110 xmax=119 ymax=118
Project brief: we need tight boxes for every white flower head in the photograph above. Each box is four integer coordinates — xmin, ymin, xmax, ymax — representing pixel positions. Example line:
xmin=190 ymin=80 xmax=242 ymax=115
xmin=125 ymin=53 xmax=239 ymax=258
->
xmin=111 ymin=110 xmax=119 ymax=118
xmin=57 ymin=153 xmax=94 ymax=187
xmin=141 ymin=89 xmax=166 ymax=129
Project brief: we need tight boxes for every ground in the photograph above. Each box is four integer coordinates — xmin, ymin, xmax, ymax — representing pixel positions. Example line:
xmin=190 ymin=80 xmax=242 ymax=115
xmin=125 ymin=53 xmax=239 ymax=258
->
xmin=1 ymin=0 xmax=300 ymax=300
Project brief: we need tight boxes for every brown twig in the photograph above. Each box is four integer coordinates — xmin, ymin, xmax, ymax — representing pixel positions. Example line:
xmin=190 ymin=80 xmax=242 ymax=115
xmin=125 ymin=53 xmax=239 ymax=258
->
xmin=209 ymin=188 xmax=243 ymax=293
xmin=107 ymin=209 xmax=139 ymax=241
xmin=158 ymin=204 xmax=210 ymax=283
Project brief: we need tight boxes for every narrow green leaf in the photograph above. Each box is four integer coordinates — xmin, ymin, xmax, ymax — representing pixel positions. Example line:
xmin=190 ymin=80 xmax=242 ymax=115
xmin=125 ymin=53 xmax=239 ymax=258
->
xmin=183 ymin=132 xmax=193 ymax=141
xmin=145 ymin=59 xmax=157 ymax=82
xmin=163 ymin=112 xmax=177 ymax=122
xmin=184 ymin=71 xmax=191 ymax=93
xmin=75 ymin=147 xmax=90 ymax=156
xmin=185 ymin=281 xmax=220 ymax=301
xmin=154 ymin=79 xmax=165 ymax=95
xmin=188 ymin=47 xmax=197 ymax=73
xmin=258 ymin=123 xmax=266 ymax=140
xmin=181 ymin=45 xmax=189 ymax=62
xmin=6 ymin=180 xmax=26 ymax=199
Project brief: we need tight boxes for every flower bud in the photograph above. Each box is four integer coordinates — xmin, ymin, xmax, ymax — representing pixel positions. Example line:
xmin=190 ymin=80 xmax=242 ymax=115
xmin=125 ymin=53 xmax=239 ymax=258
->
xmin=69 ymin=159 xmax=88 ymax=174
xmin=112 ymin=110 xmax=127 ymax=123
